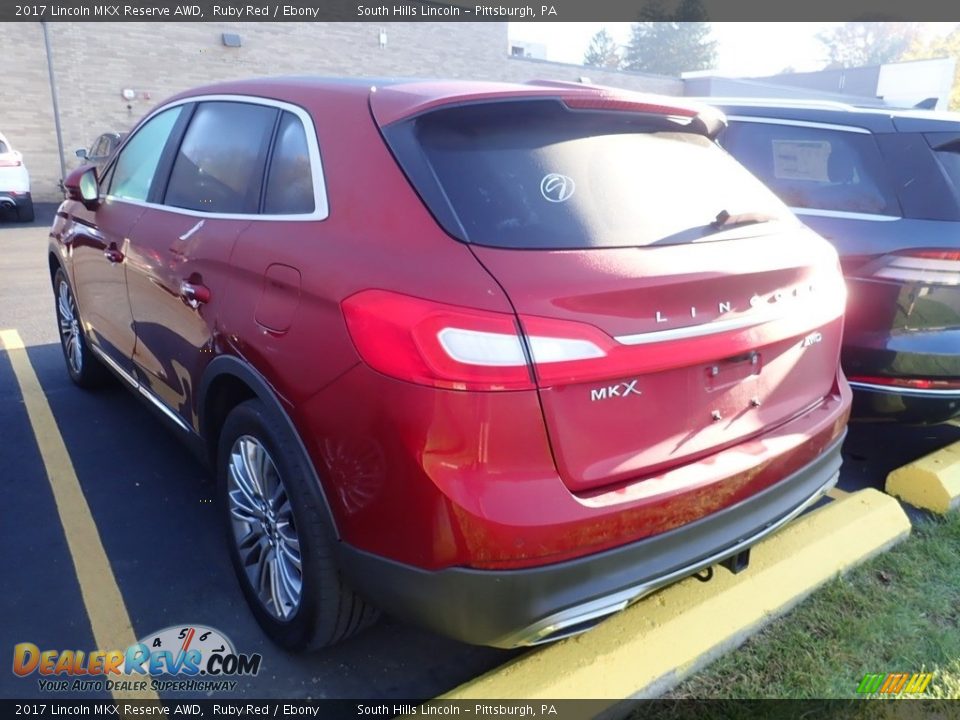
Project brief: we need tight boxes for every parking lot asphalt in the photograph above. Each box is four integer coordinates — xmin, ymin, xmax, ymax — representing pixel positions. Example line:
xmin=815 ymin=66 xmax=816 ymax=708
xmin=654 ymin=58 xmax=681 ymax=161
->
xmin=0 ymin=205 xmax=514 ymax=701
xmin=2 ymin=205 xmax=959 ymax=701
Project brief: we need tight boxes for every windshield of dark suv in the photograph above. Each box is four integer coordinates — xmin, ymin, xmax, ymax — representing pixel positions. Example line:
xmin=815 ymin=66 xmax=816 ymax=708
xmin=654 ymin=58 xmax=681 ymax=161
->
xmin=385 ymin=100 xmax=793 ymax=249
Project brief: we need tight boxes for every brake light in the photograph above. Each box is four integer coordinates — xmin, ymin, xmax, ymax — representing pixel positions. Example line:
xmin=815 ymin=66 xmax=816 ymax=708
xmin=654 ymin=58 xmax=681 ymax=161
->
xmin=341 ymin=290 xmax=608 ymax=392
xmin=563 ymin=96 xmax=697 ymax=117
xmin=848 ymin=375 xmax=960 ymax=390
xmin=343 ymin=272 xmax=843 ymax=392
xmin=859 ymin=249 xmax=960 ymax=286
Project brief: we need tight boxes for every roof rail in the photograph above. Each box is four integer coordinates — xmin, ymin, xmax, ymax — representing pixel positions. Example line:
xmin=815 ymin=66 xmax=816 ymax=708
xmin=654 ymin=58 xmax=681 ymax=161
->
xmin=689 ymin=96 xmax=858 ymax=111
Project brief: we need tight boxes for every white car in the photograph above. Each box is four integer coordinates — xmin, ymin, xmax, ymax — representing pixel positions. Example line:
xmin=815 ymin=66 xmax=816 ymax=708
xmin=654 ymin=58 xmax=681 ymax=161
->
xmin=0 ymin=131 xmax=33 ymax=222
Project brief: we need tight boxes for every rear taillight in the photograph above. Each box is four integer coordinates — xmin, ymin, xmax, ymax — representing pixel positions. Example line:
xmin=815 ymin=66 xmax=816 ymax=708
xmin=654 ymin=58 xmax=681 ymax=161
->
xmin=342 ymin=273 xmax=843 ymax=392
xmin=856 ymin=249 xmax=960 ymax=286
xmin=341 ymin=290 xmax=607 ymax=392
xmin=0 ymin=158 xmax=22 ymax=167
xmin=848 ymin=375 xmax=960 ymax=391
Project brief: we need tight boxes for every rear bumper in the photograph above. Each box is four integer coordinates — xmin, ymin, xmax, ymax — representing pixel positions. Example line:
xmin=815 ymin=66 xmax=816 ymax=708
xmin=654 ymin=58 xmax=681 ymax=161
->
xmin=336 ymin=431 xmax=844 ymax=648
xmin=849 ymin=381 xmax=960 ymax=425
xmin=842 ymin=327 xmax=960 ymax=424
xmin=0 ymin=191 xmax=30 ymax=210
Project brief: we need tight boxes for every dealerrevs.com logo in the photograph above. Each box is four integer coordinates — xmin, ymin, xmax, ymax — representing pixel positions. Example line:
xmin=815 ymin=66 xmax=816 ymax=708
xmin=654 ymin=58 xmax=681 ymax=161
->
xmin=13 ymin=625 xmax=262 ymax=693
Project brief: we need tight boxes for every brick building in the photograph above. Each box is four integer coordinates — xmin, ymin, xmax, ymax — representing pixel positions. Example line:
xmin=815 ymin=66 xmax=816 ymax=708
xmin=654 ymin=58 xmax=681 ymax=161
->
xmin=0 ymin=22 xmax=681 ymax=201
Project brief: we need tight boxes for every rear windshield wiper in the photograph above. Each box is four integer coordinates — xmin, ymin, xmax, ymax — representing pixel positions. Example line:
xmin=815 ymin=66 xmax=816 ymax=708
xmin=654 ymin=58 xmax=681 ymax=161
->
xmin=711 ymin=209 xmax=779 ymax=229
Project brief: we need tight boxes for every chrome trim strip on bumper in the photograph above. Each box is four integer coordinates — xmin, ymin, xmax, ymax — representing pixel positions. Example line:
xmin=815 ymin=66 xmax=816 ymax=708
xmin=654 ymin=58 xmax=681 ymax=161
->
xmin=511 ymin=471 xmax=839 ymax=647
xmin=849 ymin=380 xmax=960 ymax=398
xmin=88 ymin=344 xmax=193 ymax=432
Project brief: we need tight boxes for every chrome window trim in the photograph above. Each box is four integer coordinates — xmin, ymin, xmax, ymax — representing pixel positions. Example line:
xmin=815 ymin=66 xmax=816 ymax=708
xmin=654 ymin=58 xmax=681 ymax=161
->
xmin=726 ymin=116 xmax=872 ymax=134
xmin=848 ymin=380 xmax=960 ymax=398
xmin=792 ymin=207 xmax=902 ymax=222
xmin=104 ymin=94 xmax=329 ymax=222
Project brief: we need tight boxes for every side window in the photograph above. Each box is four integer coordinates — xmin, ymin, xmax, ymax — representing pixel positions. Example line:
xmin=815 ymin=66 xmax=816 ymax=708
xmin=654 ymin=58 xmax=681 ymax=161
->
xmin=108 ymin=107 xmax=182 ymax=202
xmin=164 ymin=101 xmax=277 ymax=214
xmin=263 ymin=112 xmax=316 ymax=215
xmin=722 ymin=121 xmax=900 ymax=216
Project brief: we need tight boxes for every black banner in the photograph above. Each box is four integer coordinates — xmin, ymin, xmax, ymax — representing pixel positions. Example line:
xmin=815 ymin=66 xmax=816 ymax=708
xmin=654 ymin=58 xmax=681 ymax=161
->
xmin=2 ymin=0 xmax=959 ymax=22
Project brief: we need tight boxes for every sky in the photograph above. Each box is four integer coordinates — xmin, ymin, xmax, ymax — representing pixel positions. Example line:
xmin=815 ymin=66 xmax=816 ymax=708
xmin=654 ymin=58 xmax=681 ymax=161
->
xmin=507 ymin=22 xmax=960 ymax=77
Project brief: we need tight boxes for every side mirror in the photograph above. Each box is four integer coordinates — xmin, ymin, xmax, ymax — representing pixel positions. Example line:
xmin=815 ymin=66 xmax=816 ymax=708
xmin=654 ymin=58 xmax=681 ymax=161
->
xmin=75 ymin=148 xmax=88 ymax=160
xmin=63 ymin=165 xmax=101 ymax=211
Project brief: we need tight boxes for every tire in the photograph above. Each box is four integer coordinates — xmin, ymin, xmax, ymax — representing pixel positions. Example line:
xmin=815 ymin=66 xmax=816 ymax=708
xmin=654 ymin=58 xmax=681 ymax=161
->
xmin=17 ymin=198 xmax=34 ymax=223
xmin=53 ymin=268 xmax=109 ymax=388
xmin=217 ymin=399 xmax=379 ymax=650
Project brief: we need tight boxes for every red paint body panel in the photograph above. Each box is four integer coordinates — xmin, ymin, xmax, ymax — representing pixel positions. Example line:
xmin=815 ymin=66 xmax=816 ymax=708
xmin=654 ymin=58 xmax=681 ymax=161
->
xmin=51 ymin=77 xmax=852 ymax=585
xmin=471 ymin=229 xmax=846 ymax=491
xmin=300 ymin=362 xmax=849 ymax=570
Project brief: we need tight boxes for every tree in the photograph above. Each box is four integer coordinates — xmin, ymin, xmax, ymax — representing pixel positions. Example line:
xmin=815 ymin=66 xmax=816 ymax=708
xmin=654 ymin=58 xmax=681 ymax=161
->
xmin=817 ymin=22 xmax=922 ymax=68
xmin=902 ymin=27 xmax=960 ymax=110
xmin=622 ymin=0 xmax=716 ymax=76
xmin=583 ymin=29 xmax=622 ymax=70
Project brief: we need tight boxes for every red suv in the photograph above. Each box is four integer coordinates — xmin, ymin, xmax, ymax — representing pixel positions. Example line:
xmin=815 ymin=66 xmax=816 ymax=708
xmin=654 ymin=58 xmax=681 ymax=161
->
xmin=50 ymin=78 xmax=851 ymax=650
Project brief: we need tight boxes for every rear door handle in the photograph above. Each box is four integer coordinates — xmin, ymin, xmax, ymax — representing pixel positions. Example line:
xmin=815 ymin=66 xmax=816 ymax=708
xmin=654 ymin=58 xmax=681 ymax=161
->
xmin=103 ymin=248 xmax=124 ymax=263
xmin=180 ymin=280 xmax=211 ymax=309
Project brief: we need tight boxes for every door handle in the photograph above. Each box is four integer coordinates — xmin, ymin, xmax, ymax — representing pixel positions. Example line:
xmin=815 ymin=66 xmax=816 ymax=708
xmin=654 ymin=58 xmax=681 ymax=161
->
xmin=180 ymin=280 xmax=211 ymax=309
xmin=103 ymin=248 xmax=124 ymax=263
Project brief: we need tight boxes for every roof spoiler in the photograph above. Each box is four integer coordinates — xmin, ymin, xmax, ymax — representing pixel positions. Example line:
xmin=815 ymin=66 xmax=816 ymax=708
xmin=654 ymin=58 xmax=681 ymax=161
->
xmin=528 ymin=81 xmax=727 ymax=140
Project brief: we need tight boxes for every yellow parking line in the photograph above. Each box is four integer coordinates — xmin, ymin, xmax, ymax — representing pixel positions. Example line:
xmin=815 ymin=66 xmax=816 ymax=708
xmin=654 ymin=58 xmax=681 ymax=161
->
xmin=1 ymin=329 xmax=159 ymax=702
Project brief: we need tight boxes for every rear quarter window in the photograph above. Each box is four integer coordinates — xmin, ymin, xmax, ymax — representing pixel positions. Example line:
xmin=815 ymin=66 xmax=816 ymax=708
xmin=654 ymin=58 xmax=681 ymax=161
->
xmin=722 ymin=121 xmax=901 ymax=216
xmin=927 ymin=134 xmax=960 ymax=206
xmin=263 ymin=112 xmax=315 ymax=215
xmin=0 ymin=140 xmax=8 ymax=153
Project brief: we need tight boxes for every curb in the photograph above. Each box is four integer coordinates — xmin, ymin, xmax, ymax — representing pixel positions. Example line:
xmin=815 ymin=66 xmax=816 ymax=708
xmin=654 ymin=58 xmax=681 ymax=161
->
xmin=440 ymin=488 xmax=910 ymax=706
xmin=886 ymin=440 xmax=960 ymax=514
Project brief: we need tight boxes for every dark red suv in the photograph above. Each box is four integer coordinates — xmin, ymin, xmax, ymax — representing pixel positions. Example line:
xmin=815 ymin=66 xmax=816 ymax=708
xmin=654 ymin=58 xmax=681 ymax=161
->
xmin=50 ymin=78 xmax=851 ymax=650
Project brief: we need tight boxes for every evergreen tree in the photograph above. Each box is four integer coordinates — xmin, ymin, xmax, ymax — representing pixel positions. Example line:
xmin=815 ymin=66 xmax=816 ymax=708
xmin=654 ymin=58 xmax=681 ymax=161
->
xmin=622 ymin=0 xmax=716 ymax=76
xmin=817 ymin=22 xmax=922 ymax=68
xmin=902 ymin=27 xmax=960 ymax=110
xmin=583 ymin=28 xmax=622 ymax=69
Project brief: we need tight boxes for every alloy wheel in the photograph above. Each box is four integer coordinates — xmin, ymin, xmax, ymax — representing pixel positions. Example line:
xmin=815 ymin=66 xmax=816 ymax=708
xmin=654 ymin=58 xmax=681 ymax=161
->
xmin=227 ymin=435 xmax=303 ymax=620
xmin=57 ymin=279 xmax=83 ymax=375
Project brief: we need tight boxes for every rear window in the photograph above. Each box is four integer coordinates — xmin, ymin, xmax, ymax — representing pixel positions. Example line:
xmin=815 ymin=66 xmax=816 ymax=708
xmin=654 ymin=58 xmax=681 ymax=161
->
xmin=722 ymin=121 xmax=900 ymax=216
xmin=0 ymin=140 xmax=8 ymax=154
xmin=385 ymin=101 xmax=792 ymax=249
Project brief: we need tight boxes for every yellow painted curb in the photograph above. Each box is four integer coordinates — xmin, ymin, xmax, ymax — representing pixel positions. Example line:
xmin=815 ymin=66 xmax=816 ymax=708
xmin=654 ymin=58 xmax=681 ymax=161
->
xmin=886 ymin=441 xmax=960 ymax=514
xmin=441 ymin=489 xmax=909 ymax=703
